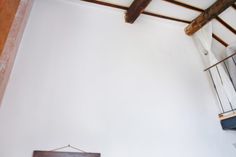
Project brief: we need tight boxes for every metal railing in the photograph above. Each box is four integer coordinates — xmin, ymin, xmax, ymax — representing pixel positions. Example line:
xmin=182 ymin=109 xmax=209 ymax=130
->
xmin=205 ymin=52 xmax=236 ymax=117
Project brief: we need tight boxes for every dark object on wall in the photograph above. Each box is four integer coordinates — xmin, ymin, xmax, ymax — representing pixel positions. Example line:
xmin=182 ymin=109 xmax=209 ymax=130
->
xmin=220 ymin=115 xmax=236 ymax=130
xmin=33 ymin=151 xmax=101 ymax=157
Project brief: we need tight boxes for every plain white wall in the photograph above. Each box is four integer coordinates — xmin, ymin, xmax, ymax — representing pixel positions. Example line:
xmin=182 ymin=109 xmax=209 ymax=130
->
xmin=0 ymin=0 xmax=236 ymax=157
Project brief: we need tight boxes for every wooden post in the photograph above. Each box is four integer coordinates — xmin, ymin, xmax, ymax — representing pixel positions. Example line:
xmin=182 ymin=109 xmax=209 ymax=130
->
xmin=0 ymin=0 xmax=33 ymax=105
xmin=0 ymin=0 xmax=20 ymax=56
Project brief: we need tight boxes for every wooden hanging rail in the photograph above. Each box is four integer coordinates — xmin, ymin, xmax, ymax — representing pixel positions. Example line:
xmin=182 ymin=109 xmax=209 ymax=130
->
xmin=81 ymin=0 xmax=228 ymax=47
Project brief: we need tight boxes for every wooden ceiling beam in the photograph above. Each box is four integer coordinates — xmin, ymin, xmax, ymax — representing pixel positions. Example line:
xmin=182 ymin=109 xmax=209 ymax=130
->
xmin=232 ymin=3 xmax=236 ymax=9
xmin=125 ymin=0 xmax=152 ymax=23
xmin=185 ymin=0 xmax=236 ymax=35
xmin=164 ymin=0 xmax=236 ymax=35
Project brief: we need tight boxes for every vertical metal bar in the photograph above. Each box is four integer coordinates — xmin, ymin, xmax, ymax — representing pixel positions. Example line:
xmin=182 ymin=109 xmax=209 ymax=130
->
xmin=216 ymin=65 xmax=234 ymax=112
xmin=223 ymin=61 xmax=236 ymax=91
xmin=216 ymin=66 xmax=223 ymax=84
xmin=226 ymin=96 xmax=234 ymax=112
xmin=232 ymin=57 xmax=236 ymax=111
xmin=209 ymin=70 xmax=224 ymax=113
xmin=232 ymin=56 xmax=236 ymax=66
xmin=231 ymin=56 xmax=236 ymax=66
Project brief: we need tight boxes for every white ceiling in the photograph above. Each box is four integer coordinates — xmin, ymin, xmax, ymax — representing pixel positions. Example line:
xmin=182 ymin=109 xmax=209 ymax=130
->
xmin=71 ymin=0 xmax=236 ymax=51
xmin=102 ymin=0 xmax=236 ymax=43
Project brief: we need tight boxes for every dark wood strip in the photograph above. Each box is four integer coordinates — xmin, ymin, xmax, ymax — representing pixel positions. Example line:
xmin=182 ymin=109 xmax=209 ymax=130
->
xmin=215 ymin=17 xmax=236 ymax=34
xmin=212 ymin=33 xmax=229 ymax=47
xmin=33 ymin=151 xmax=100 ymax=157
xmin=81 ymin=0 xmax=128 ymax=10
xmin=142 ymin=11 xmax=191 ymax=23
xmin=163 ymin=0 xmax=203 ymax=12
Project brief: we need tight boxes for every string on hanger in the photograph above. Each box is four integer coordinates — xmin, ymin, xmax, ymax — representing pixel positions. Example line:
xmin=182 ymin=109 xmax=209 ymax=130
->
xmin=49 ymin=144 xmax=87 ymax=153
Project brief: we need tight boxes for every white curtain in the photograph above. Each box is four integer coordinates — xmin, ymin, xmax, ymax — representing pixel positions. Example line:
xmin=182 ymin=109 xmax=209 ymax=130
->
xmin=193 ymin=22 xmax=236 ymax=112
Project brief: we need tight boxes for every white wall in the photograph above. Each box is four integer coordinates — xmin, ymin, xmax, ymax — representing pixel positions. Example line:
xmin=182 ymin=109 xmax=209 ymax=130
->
xmin=0 ymin=0 xmax=236 ymax=157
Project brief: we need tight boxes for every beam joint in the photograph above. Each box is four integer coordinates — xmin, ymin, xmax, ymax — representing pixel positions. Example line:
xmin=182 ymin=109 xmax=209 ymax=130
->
xmin=125 ymin=0 xmax=152 ymax=23
xmin=185 ymin=0 xmax=236 ymax=35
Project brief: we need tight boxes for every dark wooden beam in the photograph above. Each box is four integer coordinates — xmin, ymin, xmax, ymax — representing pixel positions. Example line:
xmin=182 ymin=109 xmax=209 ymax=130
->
xmin=164 ymin=0 xmax=203 ymax=12
xmin=212 ymin=33 xmax=228 ymax=47
xmin=215 ymin=17 xmax=236 ymax=34
xmin=142 ymin=11 xmax=190 ymax=23
xmin=185 ymin=0 xmax=236 ymax=35
xmin=232 ymin=3 xmax=236 ymax=9
xmin=125 ymin=0 xmax=152 ymax=23
xmin=81 ymin=0 xmax=128 ymax=10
